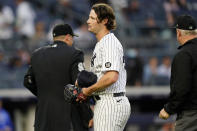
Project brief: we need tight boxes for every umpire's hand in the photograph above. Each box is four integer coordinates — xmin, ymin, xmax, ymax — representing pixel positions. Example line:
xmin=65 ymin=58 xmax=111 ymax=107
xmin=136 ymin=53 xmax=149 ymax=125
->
xmin=88 ymin=119 xmax=93 ymax=128
xmin=159 ymin=108 xmax=170 ymax=119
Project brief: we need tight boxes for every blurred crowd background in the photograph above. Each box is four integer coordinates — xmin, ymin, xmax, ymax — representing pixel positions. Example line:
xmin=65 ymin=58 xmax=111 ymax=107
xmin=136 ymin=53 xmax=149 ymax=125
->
xmin=0 ymin=0 xmax=197 ymax=131
xmin=1 ymin=0 xmax=197 ymax=88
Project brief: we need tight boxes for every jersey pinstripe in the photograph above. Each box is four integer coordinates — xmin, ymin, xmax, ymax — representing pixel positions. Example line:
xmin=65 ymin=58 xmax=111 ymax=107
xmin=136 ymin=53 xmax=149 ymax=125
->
xmin=90 ymin=33 xmax=126 ymax=94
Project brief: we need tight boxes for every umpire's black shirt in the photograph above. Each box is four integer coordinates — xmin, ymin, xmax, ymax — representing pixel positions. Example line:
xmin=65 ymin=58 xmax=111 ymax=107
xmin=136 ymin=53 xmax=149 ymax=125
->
xmin=24 ymin=41 xmax=89 ymax=131
xmin=164 ymin=38 xmax=197 ymax=114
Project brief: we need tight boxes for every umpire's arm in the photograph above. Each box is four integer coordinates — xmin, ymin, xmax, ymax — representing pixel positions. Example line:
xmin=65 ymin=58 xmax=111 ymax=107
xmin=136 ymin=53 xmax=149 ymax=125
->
xmin=164 ymin=51 xmax=192 ymax=114
xmin=24 ymin=64 xmax=37 ymax=96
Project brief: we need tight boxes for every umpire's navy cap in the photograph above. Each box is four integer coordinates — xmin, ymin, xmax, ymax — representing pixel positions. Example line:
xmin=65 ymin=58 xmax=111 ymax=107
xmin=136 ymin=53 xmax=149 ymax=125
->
xmin=52 ymin=24 xmax=78 ymax=37
xmin=173 ymin=14 xmax=196 ymax=30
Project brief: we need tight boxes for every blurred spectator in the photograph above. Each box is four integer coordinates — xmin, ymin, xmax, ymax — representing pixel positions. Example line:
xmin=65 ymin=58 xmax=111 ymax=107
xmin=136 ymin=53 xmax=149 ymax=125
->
xmin=15 ymin=0 xmax=36 ymax=39
xmin=124 ymin=0 xmax=147 ymax=37
xmin=166 ymin=12 xmax=175 ymax=27
xmin=48 ymin=0 xmax=90 ymax=26
xmin=70 ymin=0 xmax=90 ymax=22
xmin=0 ymin=3 xmax=14 ymax=40
xmin=7 ymin=57 xmax=20 ymax=70
xmin=33 ymin=0 xmax=50 ymax=23
xmin=140 ymin=15 xmax=161 ymax=38
xmin=126 ymin=49 xmax=143 ymax=87
xmin=0 ymin=51 xmax=7 ymax=88
xmin=157 ymin=56 xmax=171 ymax=79
xmin=16 ymin=49 xmax=30 ymax=65
xmin=177 ymin=0 xmax=188 ymax=11
xmin=2 ymin=56 xmax=26 ymax=88
xmin=0 ymin=99 xmax=14 ymax=131
xmin=48 ymin=0 xmax=74 ymax=23
xmin=73 ymin=22 xmax=95 ymax=51
xmin=163 ymin=0 xmax=179 ymax=26
xmin=13 ymin=54 xmax=28 ymax=88
xmin=29 ymin=21 xmax=47 ymax=50
xmin=155 ymin=56 xmax=171 ymax=85
xmin=0 ymin=51 xmax=5 ymax=67
xmin=176 ymin=0 xmax=191 ymax=17
xmin=109 ymin=0 xmax=128 ymax=12
xmin=146 ymin=15 xmax=156 ymax=29
xmin=0 ymin=51 xmax=9 ymax=89
xmin=163 ymin=0 xmax=179 ymax=14
xmin=126 ymin=0 xmax=144 ymax=22
xmin=109 ymin=0 xmax=136 ymax=37
xmin=127 ymin=0 xmax=140 ymax=14
xmin=143 ymin=57 xmax=159 ymax=86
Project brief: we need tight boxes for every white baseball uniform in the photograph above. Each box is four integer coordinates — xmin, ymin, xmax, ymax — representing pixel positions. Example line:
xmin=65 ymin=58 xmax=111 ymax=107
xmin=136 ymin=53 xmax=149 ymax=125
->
xmin=90 ymin=33 xmax=131 ymax=131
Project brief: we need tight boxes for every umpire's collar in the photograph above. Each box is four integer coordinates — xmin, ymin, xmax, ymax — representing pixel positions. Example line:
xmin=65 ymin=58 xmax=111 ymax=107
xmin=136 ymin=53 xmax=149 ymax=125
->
xmin=178 ymin=37 xmax=197 ymax=49
xmin=53 ymin=40 xmax=68 ymax=46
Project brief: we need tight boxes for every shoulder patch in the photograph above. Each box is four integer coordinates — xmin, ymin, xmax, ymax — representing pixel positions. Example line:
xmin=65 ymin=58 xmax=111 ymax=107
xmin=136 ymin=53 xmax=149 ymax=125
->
xmin=105 ymin=62 xmax=111 ymax=68
xmin=78 ymin=62 xmax=85 ymax=71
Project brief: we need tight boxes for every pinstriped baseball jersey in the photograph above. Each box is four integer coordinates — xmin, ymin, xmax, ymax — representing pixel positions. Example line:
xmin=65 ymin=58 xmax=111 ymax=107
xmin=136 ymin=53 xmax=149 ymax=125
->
xmin=90 ymin=33 xmax=131 ymax=131
xmin=90 ymin=33 xmax=126 ymax=94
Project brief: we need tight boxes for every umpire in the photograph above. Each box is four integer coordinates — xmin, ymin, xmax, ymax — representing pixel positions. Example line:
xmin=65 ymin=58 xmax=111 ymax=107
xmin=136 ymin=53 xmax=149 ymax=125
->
xmin=159 ymin=15 xmax=197 ymax=130
xmin=24 ymin=24 xmax=93 ymax=131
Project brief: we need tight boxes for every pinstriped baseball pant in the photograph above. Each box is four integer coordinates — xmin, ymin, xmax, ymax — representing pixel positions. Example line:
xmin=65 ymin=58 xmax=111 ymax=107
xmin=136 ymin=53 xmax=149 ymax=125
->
xmin=93 ymin=94 xmax=131 ymax=131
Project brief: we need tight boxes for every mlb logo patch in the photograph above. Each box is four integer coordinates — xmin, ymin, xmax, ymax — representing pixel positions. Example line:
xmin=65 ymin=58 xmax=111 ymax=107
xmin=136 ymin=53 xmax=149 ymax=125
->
xmin=105 ymin=62 xmax=111 ymax=68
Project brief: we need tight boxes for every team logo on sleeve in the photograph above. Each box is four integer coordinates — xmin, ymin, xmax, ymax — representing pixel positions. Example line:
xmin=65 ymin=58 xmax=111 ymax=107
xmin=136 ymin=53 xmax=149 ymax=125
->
xmin=105 ymin=62 xmax=111 ymax=68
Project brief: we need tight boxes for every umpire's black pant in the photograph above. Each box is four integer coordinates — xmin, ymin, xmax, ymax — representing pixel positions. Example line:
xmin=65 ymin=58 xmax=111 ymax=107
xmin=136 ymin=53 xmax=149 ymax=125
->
xmin=175 ymin=110 xmax=197 ymax=131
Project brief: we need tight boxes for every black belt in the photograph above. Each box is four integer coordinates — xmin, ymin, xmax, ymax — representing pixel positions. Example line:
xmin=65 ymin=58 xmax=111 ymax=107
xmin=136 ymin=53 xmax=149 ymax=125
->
xmin=94 ymin=92 xmax=125 ymax=101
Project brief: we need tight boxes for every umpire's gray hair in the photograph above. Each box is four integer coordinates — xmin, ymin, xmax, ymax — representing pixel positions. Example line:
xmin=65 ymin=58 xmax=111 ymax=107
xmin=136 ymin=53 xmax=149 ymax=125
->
xmin=179 ymin=29 xmax=197 ymax=36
